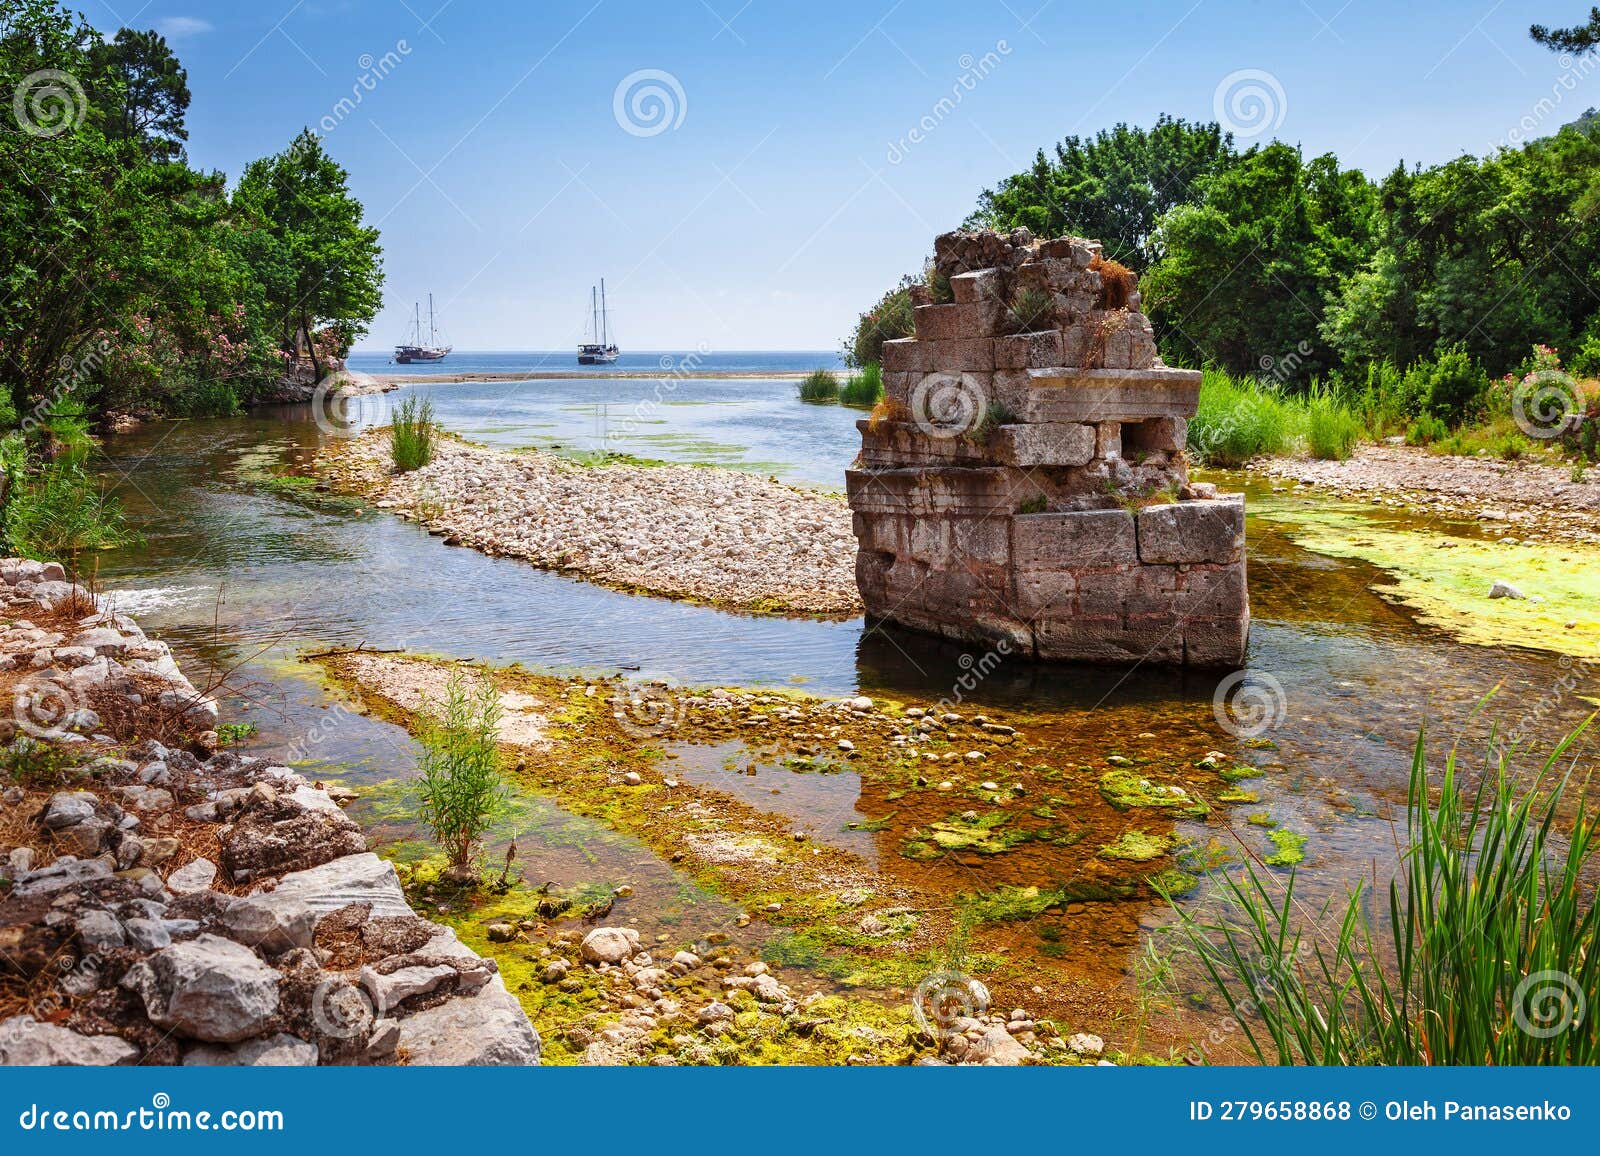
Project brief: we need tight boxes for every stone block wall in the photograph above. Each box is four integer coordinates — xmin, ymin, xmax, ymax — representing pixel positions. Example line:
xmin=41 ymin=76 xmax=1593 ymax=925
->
xmin=847 ymin=228 xmax=1249 ymax=667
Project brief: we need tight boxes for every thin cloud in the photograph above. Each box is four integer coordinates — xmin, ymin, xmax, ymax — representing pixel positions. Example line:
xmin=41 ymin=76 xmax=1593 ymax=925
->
xmin=155 ymin=16 xmax=214 ymax=39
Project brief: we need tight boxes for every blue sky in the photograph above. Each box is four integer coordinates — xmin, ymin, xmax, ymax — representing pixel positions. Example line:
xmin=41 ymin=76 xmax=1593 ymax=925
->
xmin=84 ymin=1 xmax=1591 ymax=351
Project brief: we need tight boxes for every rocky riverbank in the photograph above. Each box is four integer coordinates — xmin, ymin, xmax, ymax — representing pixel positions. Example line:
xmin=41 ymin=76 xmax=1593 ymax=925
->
xmin=1259 ymin=444 xmax=1600 ymax=545
xmin=316 ymin=431 xmax=861 ymax=615
xmin=0 ymin=559 xmax=540 ymax=1066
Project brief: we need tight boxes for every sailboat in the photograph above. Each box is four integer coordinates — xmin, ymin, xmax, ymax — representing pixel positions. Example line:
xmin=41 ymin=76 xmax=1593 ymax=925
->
xmin=578 ymin=279 xmax=620 ymax=365
xmin=394 ymin=294 xmax=452 ymax=363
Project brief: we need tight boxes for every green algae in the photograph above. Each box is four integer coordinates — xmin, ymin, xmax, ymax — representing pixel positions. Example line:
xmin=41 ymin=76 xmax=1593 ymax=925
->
xmin=1099 ymin=769 xmax=1211 ymax=818
xmin=1098 ymin=829 xmax=1173 ymax=862
xmin=1145 ymin=868 xmax=1200 ymax=897
xmin=959 ymin=881 xmax=1135 ymax=923
xmin=907 ymin=810 xmax=1033 ymax=855
xmin=1257 ymin=502 xmax=1600 ymax=656
xmin=1217 ymin=765 xmax=1263 ymax=783
xmin=1264 ymin=828 xmax=1308 ymax=867
xmin=1246 ymin=812 xmax=1278 ymax=828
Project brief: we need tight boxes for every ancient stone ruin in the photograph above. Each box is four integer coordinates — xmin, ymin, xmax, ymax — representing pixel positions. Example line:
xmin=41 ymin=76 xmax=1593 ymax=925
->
xmin=846 ymin=229 xmax=1249 ymax=667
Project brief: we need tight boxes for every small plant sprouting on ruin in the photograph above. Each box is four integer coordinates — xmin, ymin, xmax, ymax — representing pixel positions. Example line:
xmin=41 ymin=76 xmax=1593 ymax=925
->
xmin=967 ymin=400 xmax=1019 ymax=442
xmin=413 ymin=670 xmax=509 ymax=880
xmin=925 ymin=262 xmax=954 ymax=305
xmin=1018 ymin=494 xmax=1047 ymax=515
xmin=390 ymin=395 xmax=438 ymax=472
xmin=1090 ymin=254 xmax=1137 ymax=310
xmin=1006 ymin=285 xmax=1054 ymax=334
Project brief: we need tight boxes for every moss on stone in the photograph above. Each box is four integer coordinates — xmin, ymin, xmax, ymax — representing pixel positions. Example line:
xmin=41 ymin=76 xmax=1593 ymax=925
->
xmin=1098 ymin=829 xmax=1173 ymax=862
xmin=1099 ymin=769 xmax=1210 ymax=818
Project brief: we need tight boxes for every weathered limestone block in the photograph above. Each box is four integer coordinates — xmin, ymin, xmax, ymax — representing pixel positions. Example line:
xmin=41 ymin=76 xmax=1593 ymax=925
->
xmin=910 ymin=337 xmax=995 ymax=372
xmin=950 ymin=268 xmax=1002 ymax=304
xmin=914 ymin=302 xmax=1006 ymax=342
xmin=1023 ymin=367 xmax=1203 ymax=423
xmin=850 ymin=229 xmax=1247 ymax=668
xmin=1136 ymin=496 xmax=1245 ymax=565
xmin=857 ymin=420 xmax=1095 ymax=469
xmin=1012 ymin=510 xmax=1137 ymax=569
xmin=994 ymin=330 xmax=1063 ymax=370
xmin=882 ymin=338 xmax=921 ymax=374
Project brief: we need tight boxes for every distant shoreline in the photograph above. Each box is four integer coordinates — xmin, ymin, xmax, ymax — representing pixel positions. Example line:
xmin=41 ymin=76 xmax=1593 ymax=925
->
xmin=369 ymin=369 xmax=816 ymax=385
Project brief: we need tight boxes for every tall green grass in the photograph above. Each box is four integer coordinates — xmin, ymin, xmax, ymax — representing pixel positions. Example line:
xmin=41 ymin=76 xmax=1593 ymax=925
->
xmin=1 ymin=447 xmax=133 ymax=565
xmin=797 ymin=369 xmax=841 ymax=403
xmin=1188 ymin=370 xmax=1300 ymax=465
xmin=840 ymin=363 xmax=883 ymax=407
xmin=1171 ymin=722 xmax=1599 ymax=1065
xmin=1305 ymin=386 xmax=1362 ymax=460
xmin=390 ymin=395 xmax=437 ymax=472
xmin=1189 ymin=370 xmax=1367 ymax=464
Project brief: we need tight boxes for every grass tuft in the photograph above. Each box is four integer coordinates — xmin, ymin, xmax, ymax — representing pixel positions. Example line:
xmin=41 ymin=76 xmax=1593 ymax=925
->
xmin=390 ymin=395 xmax=438 ymax=472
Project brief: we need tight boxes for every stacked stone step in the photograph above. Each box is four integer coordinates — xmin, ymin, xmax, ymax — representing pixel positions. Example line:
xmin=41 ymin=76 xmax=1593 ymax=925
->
xmin=846 ymin=228 xmax=1249 ymax=667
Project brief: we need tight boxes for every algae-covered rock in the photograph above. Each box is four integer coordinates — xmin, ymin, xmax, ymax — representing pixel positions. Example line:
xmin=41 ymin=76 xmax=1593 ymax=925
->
xmin=1099 ymin=769 xmax=1210 ymax=817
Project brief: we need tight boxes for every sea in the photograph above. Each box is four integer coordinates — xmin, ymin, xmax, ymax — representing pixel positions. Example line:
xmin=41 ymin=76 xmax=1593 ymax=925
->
xmin=345 ymin=349 xmax=846 ymax=377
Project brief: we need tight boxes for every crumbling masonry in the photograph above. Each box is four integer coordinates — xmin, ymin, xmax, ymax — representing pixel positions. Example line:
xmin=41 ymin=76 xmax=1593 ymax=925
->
xmin=847 ymin=229 xmax=1249 ymax=667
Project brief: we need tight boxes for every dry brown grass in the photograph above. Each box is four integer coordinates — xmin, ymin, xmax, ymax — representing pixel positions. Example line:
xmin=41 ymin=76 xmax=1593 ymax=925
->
xmin=1090 ymin=254 xmax=1138 ymax=310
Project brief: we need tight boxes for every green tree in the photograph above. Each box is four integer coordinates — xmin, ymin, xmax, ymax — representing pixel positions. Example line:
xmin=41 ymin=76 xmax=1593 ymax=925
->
xmin=970 ymin=116 xmax=1237 ymax=271
xmin=87 ymin=28 xmax=190 ymax=162
xmin=1139 ymin=144 xmax=1374 ymax=379
xmin=1532 ymin=7 xmax=1600 ymax=51
xmin=232 ymin=129 xmax=384 ymax=377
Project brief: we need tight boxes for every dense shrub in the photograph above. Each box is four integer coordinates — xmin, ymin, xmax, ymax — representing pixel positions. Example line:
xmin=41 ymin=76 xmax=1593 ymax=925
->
xmin=1404 ymin=345 xmax=1489 ymax=425
xmin=413 ymin=672 xmax=508 ymax=873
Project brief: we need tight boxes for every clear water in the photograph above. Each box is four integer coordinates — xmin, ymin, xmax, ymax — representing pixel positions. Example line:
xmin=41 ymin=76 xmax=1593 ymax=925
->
xmin=348 ymin=375 xmax=867 ymax=488
xmin=345 ymin=349 xmax=846 ymax=378
xmin=82 ymin=383 xmax=1600 ymax=1013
